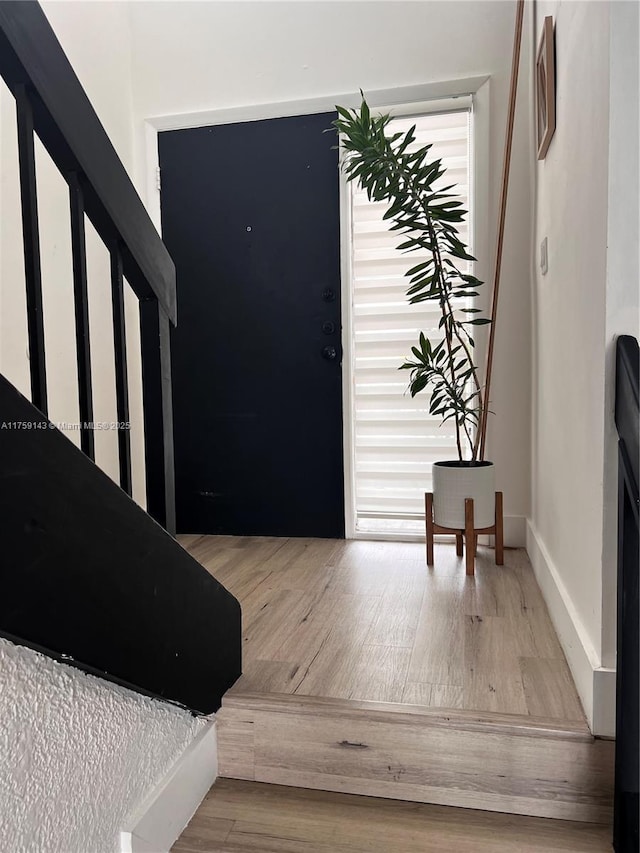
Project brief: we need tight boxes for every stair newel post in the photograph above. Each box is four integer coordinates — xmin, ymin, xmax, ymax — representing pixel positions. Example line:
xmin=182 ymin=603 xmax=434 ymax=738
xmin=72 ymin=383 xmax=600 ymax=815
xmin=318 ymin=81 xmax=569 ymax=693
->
xmin=140 ymin=298 xmax=176 ymax=535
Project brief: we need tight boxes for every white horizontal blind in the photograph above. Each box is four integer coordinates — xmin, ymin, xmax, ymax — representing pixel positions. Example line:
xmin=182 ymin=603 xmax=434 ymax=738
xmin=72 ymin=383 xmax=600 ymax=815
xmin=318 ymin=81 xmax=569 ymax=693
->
xmin=350 ymin=108 xmax=472 ymax=534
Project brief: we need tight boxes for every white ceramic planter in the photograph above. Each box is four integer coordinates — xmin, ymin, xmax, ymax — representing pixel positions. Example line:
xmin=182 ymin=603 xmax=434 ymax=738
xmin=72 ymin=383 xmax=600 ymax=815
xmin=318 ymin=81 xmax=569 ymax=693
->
xmin=432 ymin=461 xmax=495 ymax=529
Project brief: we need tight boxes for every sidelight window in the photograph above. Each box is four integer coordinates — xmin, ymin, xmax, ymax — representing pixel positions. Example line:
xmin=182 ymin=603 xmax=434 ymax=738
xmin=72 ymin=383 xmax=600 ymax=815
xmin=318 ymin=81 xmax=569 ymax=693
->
xmin=346 ymin=105 xmax=474 ymax=536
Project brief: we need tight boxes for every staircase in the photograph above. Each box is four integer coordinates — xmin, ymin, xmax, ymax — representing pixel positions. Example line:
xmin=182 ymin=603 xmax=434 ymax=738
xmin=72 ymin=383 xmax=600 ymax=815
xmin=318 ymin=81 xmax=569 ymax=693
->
xmin=0 ymin=0 xmax=241 ymax=715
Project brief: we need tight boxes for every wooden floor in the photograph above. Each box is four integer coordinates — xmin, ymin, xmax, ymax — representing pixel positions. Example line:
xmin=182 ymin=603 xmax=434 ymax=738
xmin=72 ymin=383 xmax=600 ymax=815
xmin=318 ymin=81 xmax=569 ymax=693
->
xmin=180 ymin=535 xmax=585 ymax=722
xmin=179 ymin=535 xmax=613 ymax=829
xmin=171 ymin=778 xmax=612 ymax=852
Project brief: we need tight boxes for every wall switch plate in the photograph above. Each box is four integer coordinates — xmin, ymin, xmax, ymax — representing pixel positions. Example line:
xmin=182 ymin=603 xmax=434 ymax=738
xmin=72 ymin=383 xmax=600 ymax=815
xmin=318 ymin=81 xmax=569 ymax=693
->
xmin=540 ymin=237 xmax=548 ymax=275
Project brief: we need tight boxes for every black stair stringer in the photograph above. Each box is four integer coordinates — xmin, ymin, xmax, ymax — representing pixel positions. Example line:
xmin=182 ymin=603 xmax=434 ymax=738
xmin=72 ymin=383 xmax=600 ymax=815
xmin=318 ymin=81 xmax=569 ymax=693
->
xmin=0 ymin=374 xmax=241 ymax=714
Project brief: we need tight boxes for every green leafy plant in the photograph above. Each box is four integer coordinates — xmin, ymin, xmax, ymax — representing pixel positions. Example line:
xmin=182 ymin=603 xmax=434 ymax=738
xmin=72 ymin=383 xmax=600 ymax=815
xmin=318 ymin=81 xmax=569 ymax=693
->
xmin=333 ymin=97 xmax=489 ymax=462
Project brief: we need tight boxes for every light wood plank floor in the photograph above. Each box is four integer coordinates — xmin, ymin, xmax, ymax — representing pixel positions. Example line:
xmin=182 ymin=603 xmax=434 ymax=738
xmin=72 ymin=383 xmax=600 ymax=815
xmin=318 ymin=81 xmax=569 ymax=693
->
xmin=180 ymin=536 xmax=585 ymax=723
xmin=171 ymin=778 xmax=611 ymax=852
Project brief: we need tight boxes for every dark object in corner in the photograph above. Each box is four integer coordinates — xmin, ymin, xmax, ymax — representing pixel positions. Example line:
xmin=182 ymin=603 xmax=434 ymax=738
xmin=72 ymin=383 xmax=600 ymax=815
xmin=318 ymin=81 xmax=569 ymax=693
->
xmin=613 ymin=335 xmax=639 ymax=852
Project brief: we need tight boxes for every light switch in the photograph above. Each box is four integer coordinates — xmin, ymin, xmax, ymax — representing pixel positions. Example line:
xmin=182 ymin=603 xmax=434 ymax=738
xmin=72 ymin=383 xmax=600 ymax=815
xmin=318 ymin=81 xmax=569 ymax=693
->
xmin=540 ymin=237 xmax=548 ymax=275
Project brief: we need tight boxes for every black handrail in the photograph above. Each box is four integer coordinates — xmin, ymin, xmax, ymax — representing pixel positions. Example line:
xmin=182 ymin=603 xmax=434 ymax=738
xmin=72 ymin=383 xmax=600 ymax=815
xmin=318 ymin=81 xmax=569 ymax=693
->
xmin=0 ymin=1 xmax=175 ymax=320
xmin=613 ymin=335 xmax=639 ymax=853
xmin=0 ymin=1 xmax=175 ymax=530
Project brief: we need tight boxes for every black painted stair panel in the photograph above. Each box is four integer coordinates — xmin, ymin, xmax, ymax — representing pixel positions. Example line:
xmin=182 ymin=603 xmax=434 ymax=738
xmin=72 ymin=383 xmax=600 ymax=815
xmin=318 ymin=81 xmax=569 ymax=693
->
xmin=0 ymin=373 xmax=241 ymax=714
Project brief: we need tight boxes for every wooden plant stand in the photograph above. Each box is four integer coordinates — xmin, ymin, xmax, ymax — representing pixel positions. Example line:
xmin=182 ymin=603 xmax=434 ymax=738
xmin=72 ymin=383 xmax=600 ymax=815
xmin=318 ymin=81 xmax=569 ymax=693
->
xmin=425 ymin=491 xmax=504 ymax=576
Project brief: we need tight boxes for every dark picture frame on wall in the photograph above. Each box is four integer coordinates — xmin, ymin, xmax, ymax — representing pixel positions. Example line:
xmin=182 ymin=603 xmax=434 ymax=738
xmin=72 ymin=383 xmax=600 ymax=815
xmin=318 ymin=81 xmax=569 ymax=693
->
xmin=536 ymin=15 xmax=556 ymax=159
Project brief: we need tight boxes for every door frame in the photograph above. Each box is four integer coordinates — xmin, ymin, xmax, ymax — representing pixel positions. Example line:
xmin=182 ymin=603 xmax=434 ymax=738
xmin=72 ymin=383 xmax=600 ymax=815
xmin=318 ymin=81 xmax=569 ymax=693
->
xmin=141 ymin=76 xmax=491 ymax=540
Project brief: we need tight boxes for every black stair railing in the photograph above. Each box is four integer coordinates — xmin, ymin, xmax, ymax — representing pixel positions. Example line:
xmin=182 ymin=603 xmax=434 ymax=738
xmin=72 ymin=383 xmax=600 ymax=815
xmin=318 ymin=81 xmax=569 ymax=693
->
xmin=613 ymin=335 xmax=639 ymax=852
xmin=0 ymin=1 xmax=242 ymax=713
xmin=0 ymin=0 xmax=175 ymax=531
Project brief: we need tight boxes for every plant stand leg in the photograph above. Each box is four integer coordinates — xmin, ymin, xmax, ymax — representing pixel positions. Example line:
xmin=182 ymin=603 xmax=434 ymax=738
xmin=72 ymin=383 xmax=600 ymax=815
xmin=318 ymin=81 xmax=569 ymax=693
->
xmin=456 ymin=533 xmax=464 ymax=557
xmin=425 ymin=492 xmax=434 ymax=566
xmin=464 ymin=498 xmax=475 ymax=576
xmin=495 ymin=491 xmax=504 ymax=565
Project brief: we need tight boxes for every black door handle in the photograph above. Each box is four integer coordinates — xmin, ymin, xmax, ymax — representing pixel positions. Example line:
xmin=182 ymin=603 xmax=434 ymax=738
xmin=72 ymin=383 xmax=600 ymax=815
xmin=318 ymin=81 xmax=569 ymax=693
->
xmin=321 ymin=345 xmax=337 ymax=361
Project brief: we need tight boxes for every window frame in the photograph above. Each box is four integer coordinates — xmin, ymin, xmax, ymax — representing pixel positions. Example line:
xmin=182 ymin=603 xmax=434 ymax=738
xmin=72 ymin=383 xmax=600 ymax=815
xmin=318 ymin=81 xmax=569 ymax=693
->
xmin=340 ymin=85 xmax=491 ymax=541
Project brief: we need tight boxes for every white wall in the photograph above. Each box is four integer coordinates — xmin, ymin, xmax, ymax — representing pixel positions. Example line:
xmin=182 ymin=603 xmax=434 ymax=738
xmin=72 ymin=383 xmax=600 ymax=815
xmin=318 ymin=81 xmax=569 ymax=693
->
xmin=127 ymin=0 xmax=533 ymax=542
xmin=529 ymin=0 xmax=637 ymax=735
xmin=0 ymin=0 xmax=147 ymax=506
xmin=531 ymin=0 xmax=609 ymax=693
xmin=0 ymin=638 xmax=205 ymax=853
xmin=601 ymin=0 xmax=640 ymax=672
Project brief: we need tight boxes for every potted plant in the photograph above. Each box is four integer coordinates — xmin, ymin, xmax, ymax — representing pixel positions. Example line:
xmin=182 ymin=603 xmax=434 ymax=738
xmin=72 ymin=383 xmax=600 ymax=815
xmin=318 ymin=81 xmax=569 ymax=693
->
xmin=333 ymin=97 xmax=495 ymax=531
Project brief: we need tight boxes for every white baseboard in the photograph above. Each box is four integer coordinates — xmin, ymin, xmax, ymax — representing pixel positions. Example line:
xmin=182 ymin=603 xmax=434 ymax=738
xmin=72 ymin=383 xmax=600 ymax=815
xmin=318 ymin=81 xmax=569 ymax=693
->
xmin=477 ymin=515 xmax=526 ymax=550
xmin=352 ymin=515 xmax=527 ymax=547
xmin=120 ymin=719 xmax=218 ymax=853
xmin=504 ymin=514 xmax=526 ymax=547
xmin=593 ymin=667 xmax=617 ymax=738
xmin=526 ymin=521 xmax=616 ymax=737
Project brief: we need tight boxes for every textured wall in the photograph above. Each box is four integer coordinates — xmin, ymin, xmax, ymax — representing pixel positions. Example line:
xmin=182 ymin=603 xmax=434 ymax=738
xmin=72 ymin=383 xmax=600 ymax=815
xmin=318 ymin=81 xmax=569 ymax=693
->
xmin=0 ymin=639 xmax=205 ymax=853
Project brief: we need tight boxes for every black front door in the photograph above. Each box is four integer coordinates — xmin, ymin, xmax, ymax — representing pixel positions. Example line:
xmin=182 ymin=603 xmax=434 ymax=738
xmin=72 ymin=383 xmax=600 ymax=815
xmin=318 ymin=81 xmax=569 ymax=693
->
xmin=159 ymin=112 xmax=344 ymax=537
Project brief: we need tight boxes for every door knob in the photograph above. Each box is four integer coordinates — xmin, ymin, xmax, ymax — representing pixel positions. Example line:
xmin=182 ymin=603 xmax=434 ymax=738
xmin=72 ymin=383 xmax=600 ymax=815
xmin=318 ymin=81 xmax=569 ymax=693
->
xmin=321 ymin=345 xmax=337 ymax=361
xmin=322 ymin=288 xmax=336 ymax=302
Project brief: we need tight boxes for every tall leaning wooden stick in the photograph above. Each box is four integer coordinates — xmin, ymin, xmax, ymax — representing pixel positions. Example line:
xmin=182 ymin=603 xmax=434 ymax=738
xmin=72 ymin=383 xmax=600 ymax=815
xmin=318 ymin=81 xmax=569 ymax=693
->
xmin=479 ymin=0 xmax=525 ymax=460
